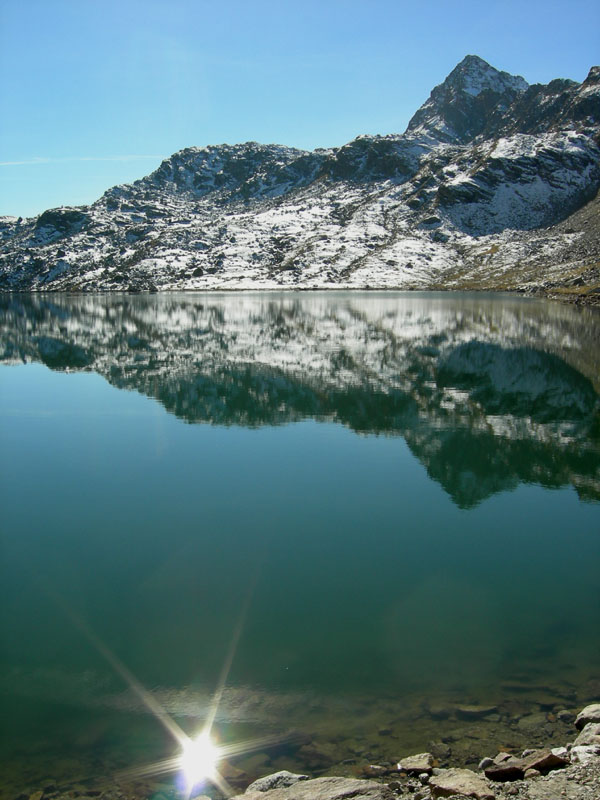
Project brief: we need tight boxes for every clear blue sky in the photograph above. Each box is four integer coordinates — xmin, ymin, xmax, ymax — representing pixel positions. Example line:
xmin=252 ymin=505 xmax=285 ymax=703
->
xmin=1 ymin=0 xmax=598 ymax=217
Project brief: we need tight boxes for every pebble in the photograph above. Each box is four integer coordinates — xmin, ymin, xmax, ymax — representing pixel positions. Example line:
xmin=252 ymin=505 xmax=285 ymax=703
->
xmin=524 ymin=768 xmax=541 ymax=778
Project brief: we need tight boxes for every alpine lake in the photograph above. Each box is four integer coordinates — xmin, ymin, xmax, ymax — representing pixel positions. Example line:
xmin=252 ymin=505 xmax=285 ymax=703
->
xmin=0 ymin=291 xmax=599 ymax=799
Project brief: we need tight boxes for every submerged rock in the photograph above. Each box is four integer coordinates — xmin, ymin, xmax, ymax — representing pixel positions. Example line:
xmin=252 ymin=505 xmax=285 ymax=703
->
xmin=516 ymin=712 xmax=548 ymax=732
xmin=430 ymin=742 xmax=451 ymax=762
xmin=220 ymin=761 xmax=249 ymax=786
xmin=557 ymin=709 xmax=577 ymax=724
xmin=456 ymin=705 xmax=498 ymax=720
xmin=428 ymin=705 xmax=452 ymax=720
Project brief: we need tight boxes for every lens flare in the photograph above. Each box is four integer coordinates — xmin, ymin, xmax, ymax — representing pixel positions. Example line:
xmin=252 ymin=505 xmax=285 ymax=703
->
xmin=180 ymin=731 xmax=220 ymax=789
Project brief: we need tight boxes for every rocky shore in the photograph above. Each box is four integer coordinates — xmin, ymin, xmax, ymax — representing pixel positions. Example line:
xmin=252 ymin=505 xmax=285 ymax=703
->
xmin=9 ymin=704 xmax=600 ymax=800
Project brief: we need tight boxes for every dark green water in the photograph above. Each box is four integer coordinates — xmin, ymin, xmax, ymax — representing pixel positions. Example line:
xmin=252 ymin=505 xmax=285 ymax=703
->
xmin=0 ymin=292 xmax=599 ymax=795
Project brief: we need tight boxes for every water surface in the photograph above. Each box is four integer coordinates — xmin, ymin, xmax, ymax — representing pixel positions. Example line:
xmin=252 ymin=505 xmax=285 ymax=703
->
xmin=0 ymin=292 xmax=599 ymax=795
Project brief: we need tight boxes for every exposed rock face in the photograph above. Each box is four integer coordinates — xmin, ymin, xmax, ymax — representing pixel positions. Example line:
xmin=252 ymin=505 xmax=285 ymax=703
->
xmin=0 ymin=56 xmax=599 ymax=300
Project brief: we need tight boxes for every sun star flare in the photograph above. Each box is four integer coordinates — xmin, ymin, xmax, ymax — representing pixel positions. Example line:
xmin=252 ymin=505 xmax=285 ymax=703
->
xmin=180 ymin=732 xmax=221 ymax=789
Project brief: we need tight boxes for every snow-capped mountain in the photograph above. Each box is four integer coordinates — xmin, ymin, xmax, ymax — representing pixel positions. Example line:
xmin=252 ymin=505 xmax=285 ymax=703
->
xmin=1 ymin=56 xmax=599 ymax=299
xmin=2 ymin=292 xmax=599 ymax=507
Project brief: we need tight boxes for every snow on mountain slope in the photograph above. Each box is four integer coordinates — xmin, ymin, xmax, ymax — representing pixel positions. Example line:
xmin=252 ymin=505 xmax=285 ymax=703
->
xmin=0 ymin=56 xmax=599 ymax=300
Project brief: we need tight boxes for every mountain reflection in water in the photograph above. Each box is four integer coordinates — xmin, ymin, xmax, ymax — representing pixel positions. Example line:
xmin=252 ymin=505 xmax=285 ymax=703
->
xmin=1 ymin=291 xmax=598 ymax=507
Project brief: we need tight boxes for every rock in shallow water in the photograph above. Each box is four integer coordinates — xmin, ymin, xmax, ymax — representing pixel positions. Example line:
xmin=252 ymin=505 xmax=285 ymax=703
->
xmin=397 ymin=753 xmax=434 ymax=774
xmin=456 ymin=705 xmax=497 ymax=720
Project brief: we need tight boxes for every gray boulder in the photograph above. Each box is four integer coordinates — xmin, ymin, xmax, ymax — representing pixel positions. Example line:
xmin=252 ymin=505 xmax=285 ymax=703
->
xmin=574 ymin=722 xmax=600 ymax=747
xmin=570 ymin=744 xmax=600 ymax=764
xmin=429 ymin=768 xmax=495 ymax=799
xmin=234 ymin=777 xmax=394 ymax=800
xmin=245 ymin=771 xmax=309 ymax=792
xmin=398 ymin=753 xmax=434 ymax=773
xmin=575 ymin=703 xmax=600 ymax=730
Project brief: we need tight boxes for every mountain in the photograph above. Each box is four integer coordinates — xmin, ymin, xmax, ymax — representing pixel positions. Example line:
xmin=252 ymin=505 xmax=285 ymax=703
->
xmin=1 ymin=56 xmax=599 ymax=300
xmin=2 ymin=293 xmax=599 ymax=508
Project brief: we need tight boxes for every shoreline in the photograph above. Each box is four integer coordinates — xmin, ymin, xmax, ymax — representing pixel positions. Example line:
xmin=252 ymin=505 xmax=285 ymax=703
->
xmin=0 ymin=286 xmax=598 ymax=308
xmin=7 ymin=702 xmax=600 ymax=800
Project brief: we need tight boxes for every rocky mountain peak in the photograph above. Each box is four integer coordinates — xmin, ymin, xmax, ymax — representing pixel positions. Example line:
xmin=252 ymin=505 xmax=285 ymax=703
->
xmin=406 ymin=55 xmax=529 ymax=143
xmin=446 ymin=55 xmax=528 ymax=97
xmin=584 ymin=65 xmax=600 ymax=85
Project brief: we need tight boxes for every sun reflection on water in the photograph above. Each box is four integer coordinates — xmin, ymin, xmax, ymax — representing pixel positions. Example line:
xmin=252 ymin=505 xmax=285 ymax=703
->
xmin=179 ymin=731 xmax=221 ymax=790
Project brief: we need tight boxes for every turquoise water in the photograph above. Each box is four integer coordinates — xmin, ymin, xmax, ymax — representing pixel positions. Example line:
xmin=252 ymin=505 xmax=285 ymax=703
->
xmin=0 ymin=292 xmax=599 ymax=794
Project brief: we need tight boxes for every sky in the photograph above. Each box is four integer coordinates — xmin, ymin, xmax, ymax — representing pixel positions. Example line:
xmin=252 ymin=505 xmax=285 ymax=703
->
xmin=1 ymin=0 xmax=598 ymax=218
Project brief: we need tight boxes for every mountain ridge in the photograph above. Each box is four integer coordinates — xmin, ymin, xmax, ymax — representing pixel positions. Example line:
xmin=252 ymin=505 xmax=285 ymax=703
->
xmin=1 ymin=56 xmax=599 ymax=302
